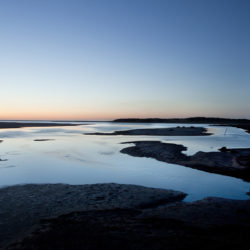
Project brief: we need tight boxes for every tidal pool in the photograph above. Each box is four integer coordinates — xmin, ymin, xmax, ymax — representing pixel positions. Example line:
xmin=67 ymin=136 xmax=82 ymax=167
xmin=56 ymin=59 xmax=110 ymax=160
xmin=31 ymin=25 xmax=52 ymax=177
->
xmin=0 ymin=121 xmax=250 ymax=201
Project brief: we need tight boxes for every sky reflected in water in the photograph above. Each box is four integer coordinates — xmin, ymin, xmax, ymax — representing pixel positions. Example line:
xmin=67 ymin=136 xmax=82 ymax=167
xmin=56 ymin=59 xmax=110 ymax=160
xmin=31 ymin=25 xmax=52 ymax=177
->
xmin=0 ymin=122 xmax=250 ymax=201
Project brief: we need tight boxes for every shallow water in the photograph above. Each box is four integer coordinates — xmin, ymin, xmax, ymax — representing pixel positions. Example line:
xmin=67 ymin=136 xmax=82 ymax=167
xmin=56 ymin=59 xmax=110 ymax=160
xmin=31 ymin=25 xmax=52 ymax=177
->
xmin=0 ymin=122 xmax=250 ymax=201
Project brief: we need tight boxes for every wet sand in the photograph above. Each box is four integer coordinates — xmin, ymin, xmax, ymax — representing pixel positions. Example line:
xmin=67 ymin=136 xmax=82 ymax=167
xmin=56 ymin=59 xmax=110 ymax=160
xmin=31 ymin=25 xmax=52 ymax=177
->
xmin=121 ymin=141 xmax=250 ymax=181
xmin=1 ymin=184 xmax=250 ymax=250
xmin=85 ymin=126 xmax=211 ymax=136
xmin=0 ymin=183 xmax=185 ymax=249
xmin=33 ymin=139 xmax=55 ymax=141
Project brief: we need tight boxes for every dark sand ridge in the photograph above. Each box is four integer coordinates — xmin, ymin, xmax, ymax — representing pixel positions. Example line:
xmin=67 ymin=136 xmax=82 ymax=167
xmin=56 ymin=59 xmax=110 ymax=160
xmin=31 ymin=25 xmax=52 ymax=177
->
xmin=121 ymin=141 xmax=250 ymax=181
xmin=33 ymin=139 xmax=55 ymax=141
xmin=0 ymin=122 xmax=82 ymax=129
xmin=0 ymin=183 xmax=185 ymax=249
xmin=85 ymin=126 xmax=211 ymax=136
xmin=2 ymin=184 xmax=250 ymax=250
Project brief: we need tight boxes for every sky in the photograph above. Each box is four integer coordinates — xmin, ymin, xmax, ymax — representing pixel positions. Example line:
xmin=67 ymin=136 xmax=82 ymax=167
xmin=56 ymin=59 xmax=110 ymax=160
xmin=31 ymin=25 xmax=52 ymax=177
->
xmin=0 ymin=0 xmax=250 ymax=120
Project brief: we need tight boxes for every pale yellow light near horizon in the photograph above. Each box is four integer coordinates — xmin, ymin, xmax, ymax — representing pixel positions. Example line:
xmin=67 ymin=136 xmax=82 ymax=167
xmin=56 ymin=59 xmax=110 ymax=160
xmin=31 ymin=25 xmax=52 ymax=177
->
xmin=0 ymin=108 xmax=186 ymax=120
xmin=1 ymin=91 xmax=248 ymax=120
xmin=1 ymin=100 xmax=200 ymax=120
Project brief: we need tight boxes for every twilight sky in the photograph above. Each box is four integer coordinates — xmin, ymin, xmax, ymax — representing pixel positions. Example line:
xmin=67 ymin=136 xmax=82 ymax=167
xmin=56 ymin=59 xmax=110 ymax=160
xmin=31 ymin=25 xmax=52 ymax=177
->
xmin=0 ymin=0 xmax=249 ymax=120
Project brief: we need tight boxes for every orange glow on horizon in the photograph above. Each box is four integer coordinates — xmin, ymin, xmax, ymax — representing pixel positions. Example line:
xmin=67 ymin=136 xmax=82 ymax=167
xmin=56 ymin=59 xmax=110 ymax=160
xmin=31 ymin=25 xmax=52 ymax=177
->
xmin=1 ymin=107 xmax=248 ymax=121
xmin=0 ymin=110 xmax=195 ymax=121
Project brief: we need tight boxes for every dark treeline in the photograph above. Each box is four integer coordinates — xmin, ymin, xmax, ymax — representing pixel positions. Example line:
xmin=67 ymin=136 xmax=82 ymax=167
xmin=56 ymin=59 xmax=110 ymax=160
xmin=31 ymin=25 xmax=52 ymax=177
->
xmin=113 ymin=117 xmax=250 ymax=124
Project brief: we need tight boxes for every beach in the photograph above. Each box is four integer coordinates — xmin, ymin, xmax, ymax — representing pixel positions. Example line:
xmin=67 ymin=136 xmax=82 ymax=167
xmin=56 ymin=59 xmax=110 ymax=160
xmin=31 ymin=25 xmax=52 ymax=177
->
xmin=1 ymin=184 xmax=249 ymax=250
xmin=0 ymin=121 xmax=250 ymax=249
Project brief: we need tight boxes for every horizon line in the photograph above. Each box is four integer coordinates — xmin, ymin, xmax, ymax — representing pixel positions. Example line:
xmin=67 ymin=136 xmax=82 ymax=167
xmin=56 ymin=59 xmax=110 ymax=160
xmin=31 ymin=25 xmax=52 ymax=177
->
xmin=1 ymin=116 xmax=250 ymax=122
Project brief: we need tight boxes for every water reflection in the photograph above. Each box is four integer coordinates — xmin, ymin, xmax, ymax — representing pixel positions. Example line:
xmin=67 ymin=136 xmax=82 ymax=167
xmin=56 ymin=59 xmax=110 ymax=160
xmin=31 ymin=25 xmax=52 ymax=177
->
xmin=0 ymin=122 xmax=250 ymax=201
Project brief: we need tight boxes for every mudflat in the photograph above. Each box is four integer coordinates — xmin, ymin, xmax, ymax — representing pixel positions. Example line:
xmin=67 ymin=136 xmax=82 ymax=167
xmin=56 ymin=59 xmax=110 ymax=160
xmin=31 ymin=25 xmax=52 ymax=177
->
xmin=2 ymin=184 xmax=250 ymax=250
xmin=85 ymin=126 xmax=211 ymax=136
xmin=33 ymin=139 xmax=55 ymax=141
xmin=121 ymin=141 xmax=250 ymax=181
xmin=0 ymin=183 xmax=185 ymax=249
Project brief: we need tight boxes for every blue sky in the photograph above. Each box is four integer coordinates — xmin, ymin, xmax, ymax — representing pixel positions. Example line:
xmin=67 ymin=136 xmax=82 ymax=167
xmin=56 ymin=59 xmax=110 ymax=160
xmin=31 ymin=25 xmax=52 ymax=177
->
xmin=0 ymin=0 xmax=249 ymax=120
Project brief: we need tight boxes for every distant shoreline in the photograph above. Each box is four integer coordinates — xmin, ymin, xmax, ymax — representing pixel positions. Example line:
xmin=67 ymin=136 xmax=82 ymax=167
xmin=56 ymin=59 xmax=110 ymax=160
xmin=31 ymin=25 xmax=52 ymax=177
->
xmin=1 ymin=118 xmax=250 ymax=133
xmin=113 ymin=117 xmax=250 ymax=124
xmin=2 ymin=117 xmax=250 ymax=124
xmin=0 ymin=122 xmax=82 ymax=129
xmin=112 ymin=117 xmax=250 ymax=133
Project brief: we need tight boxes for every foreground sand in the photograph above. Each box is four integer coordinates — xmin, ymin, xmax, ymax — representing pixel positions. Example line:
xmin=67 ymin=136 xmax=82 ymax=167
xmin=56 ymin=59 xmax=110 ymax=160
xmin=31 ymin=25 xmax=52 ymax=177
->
xmin=1 ymin=184 xmax=250 ymax=249
xmin=0 ymin=183 xmax=185 ymax=249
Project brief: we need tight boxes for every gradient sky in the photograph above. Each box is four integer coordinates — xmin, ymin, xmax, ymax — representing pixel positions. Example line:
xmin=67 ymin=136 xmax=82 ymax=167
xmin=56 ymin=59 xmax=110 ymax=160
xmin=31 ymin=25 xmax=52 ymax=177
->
xmin=0 ymin=0 xmax=250 ymax=120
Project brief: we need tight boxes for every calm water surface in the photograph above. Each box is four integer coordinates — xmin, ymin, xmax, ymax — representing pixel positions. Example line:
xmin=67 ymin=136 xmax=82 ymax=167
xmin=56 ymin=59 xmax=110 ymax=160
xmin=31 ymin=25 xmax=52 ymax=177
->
xmin=0 ymin=122 xmax=250 ymax=201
